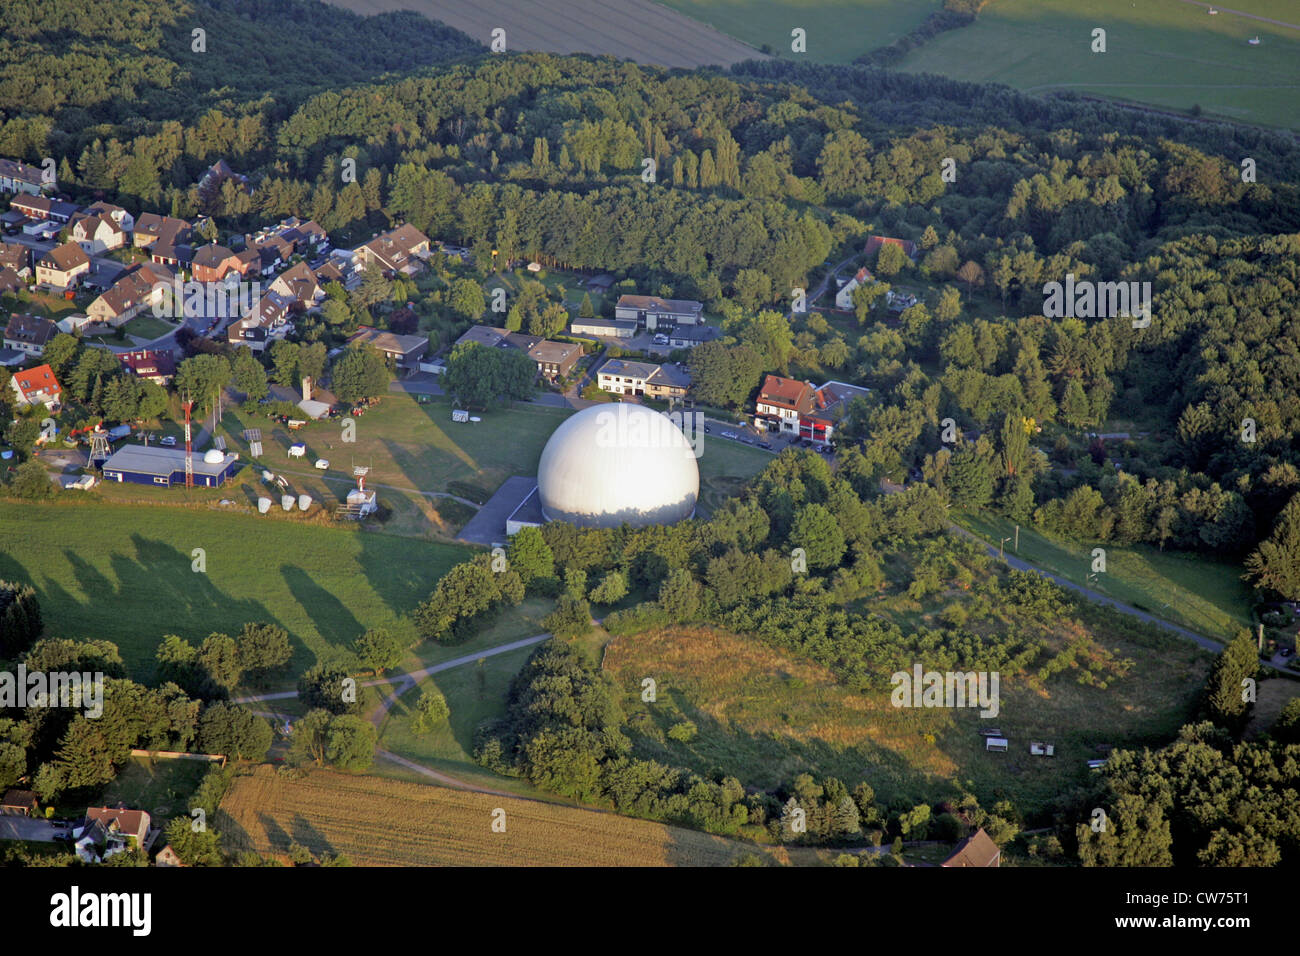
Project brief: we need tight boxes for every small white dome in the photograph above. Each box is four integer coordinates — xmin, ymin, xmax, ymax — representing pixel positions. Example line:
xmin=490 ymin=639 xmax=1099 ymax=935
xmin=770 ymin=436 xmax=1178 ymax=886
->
xmin=537 ymin=404 xmax=698 ymax=529
xmin=203 ymin=448 xmax=224 ymax=464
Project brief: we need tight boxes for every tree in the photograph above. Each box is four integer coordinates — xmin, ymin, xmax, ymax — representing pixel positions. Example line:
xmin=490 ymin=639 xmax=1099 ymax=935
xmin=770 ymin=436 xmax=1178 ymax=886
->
xmin=353 ymin=626 xmax=404 ymax=675
xmin=449 ymin=278 xmax=486 ymax=321
xmin=412 ymin=689 xmax=450 ymax=735
xmin=790 ymin=503 xmax=846 ymax=570
xmin=10 ymin=460 xmax=55 ymax=499
xmin=174 ymin=354 xmax=232 ymax=413
xmin=0 ymin=581 xmax=42 ymax=658
xmin=287 ymin=708 xmax=333 ymax=766
xmin=330 ymin=344 xmax=390 ymax=403
xmin=956 ymin=260 xmax=983 ymax=299
xmin=42 ymin=334 xmax=81 ymax=378
xmin=235 ymin=622 xmax=290 ymax=683
xmin=197 ymin=703 xmax=271 ymax=761
xmin=198 ymin=633 xmax=242 ymax=697
xmin=326 ymin=714 xmax=377 ymax=772
xmin=589 ymin=569 xmax=629 ymax=605
xmin=298 ymin=662 xmax=360 ymax=715
xmin=657 ymin=568 xmax=701 ymax=622
xmin=689 ymin=342 xmax=763 ymax=409
xmin=1059 ymin=378 xmax=1094 ymax=429
xmin=542 ymin=593 xmax=593 ymax=639
xmin=579 ymin=293 xmax=595 ymax=318
xmin=1202 ymin=630 xmax=1259 ymax=732
xmin=442 ymin=342 xmax=535 ymax=408
xmin=875 ymin=242 xmax=906 ymax=277
xmin=164 ymin=815 xmax=223 ymax=866
xmin=1245 ymin=495 xmax=1300 ymax=599
xmin=506 ymin=526 xmax=554 ymax=586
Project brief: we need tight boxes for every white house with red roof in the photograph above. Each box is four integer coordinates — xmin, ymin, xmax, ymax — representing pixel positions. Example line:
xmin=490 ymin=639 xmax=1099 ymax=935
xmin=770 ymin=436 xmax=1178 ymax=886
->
xmin=10 ymin=363 xmax=62 ymax=408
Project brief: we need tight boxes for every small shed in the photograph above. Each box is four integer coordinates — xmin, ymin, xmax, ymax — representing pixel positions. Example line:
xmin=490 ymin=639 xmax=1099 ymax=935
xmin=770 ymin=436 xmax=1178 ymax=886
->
xmin=985 ymin=737 xmax=1009 ymax=753
xmin=451 ymin=409 xmax=469 ymax=423
xmin=288 ymin=443 xmax=306 ymax=458
xmin=0 ymin=789 xmax=38 ymax=816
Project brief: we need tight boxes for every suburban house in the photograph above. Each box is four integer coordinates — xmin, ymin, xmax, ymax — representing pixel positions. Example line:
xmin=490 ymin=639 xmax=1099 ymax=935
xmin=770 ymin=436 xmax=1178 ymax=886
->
xmin=87 ymin=262 xmax=171 ymax=327
xmin=354 ymin=224 xmax=430 ymax=275
xmin=81 ymin=200 xmax=134 ymax=234
xmin=150 ymin=238 xmax=193 ymax=272
xmin=754 ymin=374 xmax=815 ymax=436
xmin=0 ymin=157 xmax=47 ymax=196
xmin=226 ymin=290 xmax=294 ymax=352
xmin=614 ymin=294 xmax=704 ymax=330
xmin=864 ymin=235 xmax=919 ymax=261
xmin=133 ymin=212 xmax=191 ymax=250
xmin=599 ymin=359 xmax=666 ymax=396
xmin=940 ymin=828 xmax=1001 ymax=867
xmin=798 ymin=380 xmax=871 ymax=447
xmin=154 ymin=844 xmax=185 ymax=867
xmin=348 ymin=326 xmax=429 ymax=372
xmin=268 ymin=260 xmax=325 ymax=309
xmin=118 ymin=349 xmax=176 ymax=385
xmin=192 ymin=243 xmax=253 ymax=283
xmin=245 ymin=217 xmax=329 ymax=276
xmin=35 ymin=242 xmax=91 ymax=289
xmin=0 ymin=267 xmax=22 ymax=294
xmin=10 ymin=363 xmax=62 ymax=408
xmin=10 ymin=195 xmax=78 ymax=224
xmin=69 ymin=211 xmax=127 ymax=255
xmin=0 ymin=789 xmax=38 ymax=816
xmin=666 ymin=324 xmax=721 ymax=349
xmin=835 ymin=266 xmax=876 ymax=310
xmin=885 ymin=289 xmax=919 ymax=312
xmin=452 ymin=325 xmax=580 ymax=381
xmin=570 ymin=317 xmax=636 ymax=339
xmin=198 ymin=158 xmax=249 ymax=198
xmin=3 ymin=313 xmax=57 ymax=355
xmin=74 ymin=806 xmax=152 ymax=864
xmin=0 ymin=240 xmax=31 ymax=276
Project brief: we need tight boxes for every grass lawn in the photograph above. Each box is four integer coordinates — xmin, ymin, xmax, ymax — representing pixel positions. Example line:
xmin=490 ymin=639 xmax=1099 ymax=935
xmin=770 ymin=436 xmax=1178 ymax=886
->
xmin=897 ymin=0 xmax=1300 ymax=130
xmin=660 ymin=0 xmax=940 ymax=63
xmin=955 ymin=511 xmax=1252 ymax=640
xmin=100 ymin=755 xmax=212 ymax=820
xmin=605 ymin=622 xmax=1209 ymax=816
xmin=0 ymin=500 xmax=472 ymax=682
xmin=121 ymin=314 xmax=177 ymax=339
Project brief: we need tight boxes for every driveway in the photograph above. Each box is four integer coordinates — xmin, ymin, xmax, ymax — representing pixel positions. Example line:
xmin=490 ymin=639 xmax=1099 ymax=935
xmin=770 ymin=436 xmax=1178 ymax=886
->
xmin=0 ymin=816 xmax=60 ymax=842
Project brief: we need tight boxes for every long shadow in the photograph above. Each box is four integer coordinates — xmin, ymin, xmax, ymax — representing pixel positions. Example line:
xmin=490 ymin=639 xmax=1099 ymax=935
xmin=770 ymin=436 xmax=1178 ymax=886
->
xmin=280 ymin=565 xmax=364 ymax=653
xmin=289 ymin=814 xmax=337 ymax=859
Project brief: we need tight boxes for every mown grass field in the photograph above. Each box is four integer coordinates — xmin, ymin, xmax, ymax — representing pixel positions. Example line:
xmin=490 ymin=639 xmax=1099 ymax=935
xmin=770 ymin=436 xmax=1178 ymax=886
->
xmin=325 ymin=0 xmax=765 ymax=68
xmin=661 ymin=0 xmax=939 ymax=63
xmin=100 ymin=755 xmax=211 ymax=820
xmin=956 ymin=511 xmax=1253 ymax=640
xmin=898 ymin=0 xmax=1300 ymax=130
xmin=216 ymin=765 xmax=795 ymax=865
xmin=605 ymin=617 xmax=1209 ymax=814
xmin=0 ymin=500 xmax=470 ymax=681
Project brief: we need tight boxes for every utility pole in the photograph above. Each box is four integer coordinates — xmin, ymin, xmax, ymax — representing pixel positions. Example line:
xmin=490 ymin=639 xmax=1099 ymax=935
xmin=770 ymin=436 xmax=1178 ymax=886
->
xmin=999 ymin=537 xmax=1010 ymax=560
xmin=1014 ymin=524 xmax=1020 ymax=553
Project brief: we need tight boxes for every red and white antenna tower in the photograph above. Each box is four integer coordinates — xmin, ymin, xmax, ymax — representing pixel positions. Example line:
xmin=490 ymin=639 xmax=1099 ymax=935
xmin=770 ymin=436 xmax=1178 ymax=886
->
xmin=182 ymin=394 xmax=195 ymax=489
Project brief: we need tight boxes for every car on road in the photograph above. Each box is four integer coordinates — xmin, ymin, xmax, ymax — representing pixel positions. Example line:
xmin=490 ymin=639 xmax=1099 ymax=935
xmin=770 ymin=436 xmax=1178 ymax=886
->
xmin=160 ymin=436 xmax=177 ymax=446
xmin=721 ymin=430 xmax=738 ymax=440
xmin=758 ymin=440 xmax=773 ymax=449
xmin=740 ymin=436 xmax=755 ymax=445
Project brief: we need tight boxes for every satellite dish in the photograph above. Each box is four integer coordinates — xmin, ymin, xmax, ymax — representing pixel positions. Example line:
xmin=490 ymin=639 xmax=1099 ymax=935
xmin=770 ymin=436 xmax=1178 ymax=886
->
xmin=297 ymin=494 xmax=312 ymax=511
xmin=281 ymin=495 xmax=294 ymax=511
xmin=257 ymin=497 xmax=272 ymax=514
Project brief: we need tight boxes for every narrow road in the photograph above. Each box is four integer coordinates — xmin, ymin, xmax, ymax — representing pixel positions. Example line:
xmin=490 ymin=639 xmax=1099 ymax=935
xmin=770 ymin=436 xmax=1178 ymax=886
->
xmin=1174 ymin=0 xmax=1300 ymax=31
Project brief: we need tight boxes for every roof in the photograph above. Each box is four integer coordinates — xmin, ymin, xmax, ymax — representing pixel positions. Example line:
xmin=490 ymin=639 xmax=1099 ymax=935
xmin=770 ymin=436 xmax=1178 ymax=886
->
xmin=71 ymin=212 xmax=122 ymax=238
xmin=135 ymin=213 xmax=190 ymax=243
xmin=669 ymin=324 xmax=721 ymax=343
xmin=12 ymin=363 xmax=61 ymax=397
xmin=0 ymin=241 xmax=30 ymax=271
xmin=85 ymin=806 xmax=150 ymax=839
xmin=39 ymin=243 xmax=90 ymax=272
xmin=571 ymin=318 xmax=636 ymax=332
xmin=648 ymin=362 xmax=692 ymax=390
xmin=358 ymin=224 xmax=429 ymax=271
xmin=271 ymin=260 xmax=322 ymax=305
xmin=864 ymin=235 xmax=918 ymax=260
xmin=4 ymin=313 xmax=57 ymax=346
xmin=454 ymin=325 xmax=511 ymax=349
xmin=527 ymin=339 xmax=580 ymax=365
xmin=0 ymin=267 xmax=22 ymax=293
xmin=757 ymin=374 xmax=814 ymax=412
xmin=941 ymin=828 xmax=1001 ymax=867
xmin=101 ymin=443 xmax=238 ymax=478
xmin=616 ymin=294 xmax=703 ymax=315
xmin=1 ymin=788 xmax=37 ymax=808
xmin=804 ymin=380 xmax=871 ymax=424
xmin=192 ymin=243 xmax=236 ymax=269
xmin=93 ymin=262 xmax=170 ymax=316
xmin=599 ymin=358 xmax=659 ymax=380
xmin=349 ymin=325 xmax=428 ymax=357
xmin=0 ymin=157 xmax=44 ymax=186
xmin=119 ymin=349 xmax=176 ymax=378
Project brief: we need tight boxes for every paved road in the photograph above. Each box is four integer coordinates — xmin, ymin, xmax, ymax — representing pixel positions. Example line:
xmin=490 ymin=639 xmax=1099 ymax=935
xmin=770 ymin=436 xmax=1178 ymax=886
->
xmin=1175 ymin=0 xmax=1300 ymax=31
xmin=0 ymin=817 xmax=59 ymax=842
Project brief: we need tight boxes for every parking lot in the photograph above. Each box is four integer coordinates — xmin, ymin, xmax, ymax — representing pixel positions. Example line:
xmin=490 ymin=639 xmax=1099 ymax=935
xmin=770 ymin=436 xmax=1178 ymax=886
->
xmin=0 ymin=816 xmax=64 ymax=843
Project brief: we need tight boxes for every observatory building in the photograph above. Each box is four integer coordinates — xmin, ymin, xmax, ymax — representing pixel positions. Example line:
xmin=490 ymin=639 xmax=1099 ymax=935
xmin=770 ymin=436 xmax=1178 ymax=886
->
xmin=100 ymin=444 xmax=241 ymax=487
xmin=458 ymin=404 xmax=700 ymax=545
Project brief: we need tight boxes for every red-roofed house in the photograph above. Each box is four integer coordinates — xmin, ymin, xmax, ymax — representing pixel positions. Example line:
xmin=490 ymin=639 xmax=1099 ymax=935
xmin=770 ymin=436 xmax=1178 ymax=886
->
xmin=118 ymin=349 xmax=176 ymax=385
xmin=864 ymin=235 xmax=918 ymax=261
xmin=10 ymin=363 xmax=62 ymax=408
xmin=75 ymin=806 xmax=152 ymax=864
xmin=754 ymin=374 xmax=815 ymax=436
xmin=940 ymin=828 xmax=1001 ymax=867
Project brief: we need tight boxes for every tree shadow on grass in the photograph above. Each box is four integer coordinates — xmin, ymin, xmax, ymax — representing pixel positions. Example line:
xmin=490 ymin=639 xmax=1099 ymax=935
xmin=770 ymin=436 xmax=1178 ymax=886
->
xmin=280 ymin=564 xmax=364 ymax=656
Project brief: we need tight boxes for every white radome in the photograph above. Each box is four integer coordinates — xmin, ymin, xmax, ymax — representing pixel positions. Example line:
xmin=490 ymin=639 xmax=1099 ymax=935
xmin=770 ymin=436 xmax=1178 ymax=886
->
xmin=537 ymin=404 xmax=699 ymax=529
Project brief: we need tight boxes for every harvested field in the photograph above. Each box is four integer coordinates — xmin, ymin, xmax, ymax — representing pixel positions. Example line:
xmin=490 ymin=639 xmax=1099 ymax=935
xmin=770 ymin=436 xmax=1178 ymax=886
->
xmin=217 ymin=765 xmax=787 ymax=866
xmin=325 ymin=0 xmax=767 ymax=68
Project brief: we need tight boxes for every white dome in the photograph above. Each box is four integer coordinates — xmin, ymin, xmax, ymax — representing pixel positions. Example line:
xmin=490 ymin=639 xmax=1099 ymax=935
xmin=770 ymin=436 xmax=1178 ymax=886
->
xmin=203 ymin=448 xmax=224 ymax=464
xmin=537 ymin=404 xmax=698 ymax=529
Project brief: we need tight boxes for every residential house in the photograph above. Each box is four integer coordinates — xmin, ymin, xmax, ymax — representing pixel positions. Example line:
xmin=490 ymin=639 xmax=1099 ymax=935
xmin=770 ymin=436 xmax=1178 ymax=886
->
xmin=798 ymin=380 xmax=871 ymax=447
xmin=35 ymin=243 xmax=90 ymax=289
xmin=133 ymin=213 xmax=191 ymax=250
xmin=10 ymin=195 xmax=78 ymax=224
xmin=614 ymin=294 xmax=703 ymax=330
xmin=0 ymin=157 xmax=47 ymax=196
xmin=864 ymin=235 xmax=919 ymax=261
xmin=570 ymin=317 xmax=636 ymax=339
xmin=3 ymin=313 xmax=57 ymax=355
xmin=74 ymin=806 xmax=151 ymax=864
xmin=154 ymin=844 xmax=185 ymax=867
xmin=348 ymin=326 xmax=429 ymax=372
xmin=597 ymin=359 xmax=659 ymax=396
xmin=940 ymin=828 xmax=1001 ymax=868
xmin=666 ymin=324 xmax=721 ymax=349
xmin=0 ymin=240 xmax=31 ymax=277
xmin=754 ymin=374 xmax=815 ymax=436
xmin=198 ymin=158 xmax=249 ymax=199
xmin=81 ymin=200 xmax=133 ymax=234
xmin=87 ymin=262 xmax=170 ymax=327
xmin=354 ymin=224 xmax=430 ymax=276
xmin=0 ymin=789 xmax=38 ymax=816
xmin=0 ymin=267 xmax=21 ymax=295
xmin=885 ymin=290 xmax=918 ymax=313
xmin=226 ymin=291 xmax=294 ymax=352
xmin=10 ymin=363 xmax=62 ymax=408
xmin=268 ymin=260 xmax=324 ymax=310
xmin=150 ymin=238 xmax=193 ymax=272
xmin=119 ymin=349 xmax=176 ymax=386
xmin=191 ymin=243 xmax=251 ymax=284
xmin=646 ymin=362 xmax=692 ymax=401
xmin=69 ymin=212 xmax=126 ymax=255
xmin=525 ymin=338 xmax=581 ymax=382
xmin=835 ymin=266 xmax=876 ymax=311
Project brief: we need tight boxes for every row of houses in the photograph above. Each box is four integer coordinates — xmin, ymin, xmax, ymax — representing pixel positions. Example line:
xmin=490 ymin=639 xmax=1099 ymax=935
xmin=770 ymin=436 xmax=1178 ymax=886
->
xmin=454 ymin=324 xmax=583 ymax=383
xmin=595 ymin=358 xmax=691 ymax=401
xmin=0 ymin=158 xmax=49 ymax=196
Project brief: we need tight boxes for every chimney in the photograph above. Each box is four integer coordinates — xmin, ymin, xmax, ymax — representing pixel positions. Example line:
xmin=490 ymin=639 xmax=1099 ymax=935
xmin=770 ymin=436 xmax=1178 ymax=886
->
xmin=302 ymin=376 xmax=312 ymax=402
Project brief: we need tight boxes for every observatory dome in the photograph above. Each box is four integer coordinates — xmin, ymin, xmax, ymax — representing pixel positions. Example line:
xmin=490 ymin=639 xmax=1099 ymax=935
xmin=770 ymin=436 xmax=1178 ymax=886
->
xmin=203 ymin=448 xmax=224 ymax=464
xmin=537 ymin=404 xmax=698 ymax=529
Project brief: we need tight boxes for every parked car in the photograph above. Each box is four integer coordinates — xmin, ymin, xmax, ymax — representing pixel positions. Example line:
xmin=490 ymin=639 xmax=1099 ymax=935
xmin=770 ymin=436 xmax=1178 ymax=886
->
xmin=160 ymin=436 xmax=177 ymax=446
xmin=758 ymin=440 xmax=773 ymax=449
xmin=721 ymin=430 xmax=738 ymax=440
